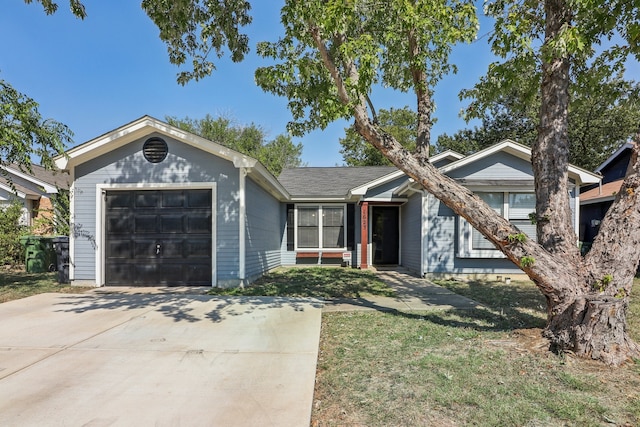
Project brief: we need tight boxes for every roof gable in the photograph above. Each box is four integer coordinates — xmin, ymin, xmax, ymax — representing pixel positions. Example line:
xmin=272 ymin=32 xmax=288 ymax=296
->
xmin=440 ymin=139 xmax=600 ymax=185
xmin=55 ymin=115 xmax=289 ymax=200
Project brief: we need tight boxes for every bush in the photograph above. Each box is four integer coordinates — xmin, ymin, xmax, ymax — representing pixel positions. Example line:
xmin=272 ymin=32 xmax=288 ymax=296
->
xmin=0 ymin=200 xmax=28 ymax=265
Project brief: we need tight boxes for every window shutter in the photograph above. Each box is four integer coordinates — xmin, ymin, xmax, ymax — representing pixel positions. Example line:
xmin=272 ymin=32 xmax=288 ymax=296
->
xmin=347 ymin=204 xmax=355 ymax=250
xmin=286 ymin=204 xmax=294 ymax=251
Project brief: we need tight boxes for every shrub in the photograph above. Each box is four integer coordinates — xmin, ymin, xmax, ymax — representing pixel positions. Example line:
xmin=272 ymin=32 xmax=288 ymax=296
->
xmin=0 ymin=200 xmax=28 ymax=265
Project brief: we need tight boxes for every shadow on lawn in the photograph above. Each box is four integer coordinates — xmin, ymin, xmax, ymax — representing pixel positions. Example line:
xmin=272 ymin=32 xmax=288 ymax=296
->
xmin=52 ymin=293 xmax=323 ymax=324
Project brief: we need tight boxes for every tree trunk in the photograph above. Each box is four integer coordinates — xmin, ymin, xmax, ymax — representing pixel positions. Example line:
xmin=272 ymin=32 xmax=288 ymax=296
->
xmin=543 ymin=292 xmax=639 ymax=366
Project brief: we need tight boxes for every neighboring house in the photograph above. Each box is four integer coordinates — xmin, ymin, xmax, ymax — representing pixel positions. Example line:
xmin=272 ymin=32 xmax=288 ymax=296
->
xmin=0 ymin=164 xmax=69 ymax=232
xmin=579 ymin=142 xmax=634 ymax=249
xmin=54 ymin=116 xmax=600 ymax=287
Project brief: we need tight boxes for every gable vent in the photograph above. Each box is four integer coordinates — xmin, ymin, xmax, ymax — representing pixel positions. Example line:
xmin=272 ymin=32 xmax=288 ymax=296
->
xmin=143 ymin=137 xmax=168 ymax=163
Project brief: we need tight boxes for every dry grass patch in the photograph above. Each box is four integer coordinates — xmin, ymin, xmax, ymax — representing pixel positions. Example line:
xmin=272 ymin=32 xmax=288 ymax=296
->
xmin=0 ymin=270 xmax=91 ymax=303
xmin=312 ymin=277 xmax=640 ymax=426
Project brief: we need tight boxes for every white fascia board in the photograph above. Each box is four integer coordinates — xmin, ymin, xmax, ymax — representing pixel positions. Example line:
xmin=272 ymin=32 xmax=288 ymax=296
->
xmin=56 ymin=116 xmax=262 ymax=171
xmin=245 ymin=162 xmax=290 ymax=201
xmin=395 ymin=178 xmax=422 ymax=196
xmin=439 ymin=139 xmax=530 ymax=174
xmin=0 ymin=183 xmax=27 ymax=199
xmin=289 ymin=196 xmax=348 ymax=202
xmin=438 ymin=139 xmax=600 ymax=185
xmin=595 ymin=142 xmax=633 ymax=173
xmin=0 ymin=166 xmax=58 ymax=194
xmin=430 ymin=150 xmax=465 ymax=163
xmin=348 ymin=169 xmax=406 ymax=196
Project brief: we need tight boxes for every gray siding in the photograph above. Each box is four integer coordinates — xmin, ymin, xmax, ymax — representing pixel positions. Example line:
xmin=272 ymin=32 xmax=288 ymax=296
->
xmin=245 ymin=177 xmax=282 ymax=280
xmin=72 ymin=132 xmax=240 ymax=285
xmin=400 ymin=191 xmax=423 ymax=274
xmin=425 ymin=195 xmax=520 ymax=274
xmin=364 ymin=176 xmax=407 ymax=199
xmin=447 ymin=152 xmax=533 ymax=181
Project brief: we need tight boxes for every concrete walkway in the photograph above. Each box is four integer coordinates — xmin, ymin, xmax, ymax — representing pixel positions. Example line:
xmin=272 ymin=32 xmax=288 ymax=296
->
xmin=323 ymin=268 xmax=481 ymax=312
xmin=0 ymin=293 xmax=322 ymax=427
xmin=0 ymin=270 xmax=477 ymax=426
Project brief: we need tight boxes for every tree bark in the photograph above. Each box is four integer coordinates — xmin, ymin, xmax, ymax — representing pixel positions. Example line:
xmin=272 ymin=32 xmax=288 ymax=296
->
xmin=307 ymin=3 xmax=640 ymax=365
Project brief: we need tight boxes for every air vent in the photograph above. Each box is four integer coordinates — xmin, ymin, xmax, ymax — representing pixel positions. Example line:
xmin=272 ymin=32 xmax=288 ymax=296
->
xmin=143 ymin=137 xmax=168 ymax=163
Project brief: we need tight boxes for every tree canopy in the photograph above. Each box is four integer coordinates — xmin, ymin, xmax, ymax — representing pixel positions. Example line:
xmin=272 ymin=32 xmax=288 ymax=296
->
xmin=0 ymin=80 xmax=71 ymax=171
xmin=340 ymin=106 xmax=418 ymax=166
xmin=165 ymin=114 xmax=303 ymax=176
xmin=18 ymin=0 xmax=640 ymax=365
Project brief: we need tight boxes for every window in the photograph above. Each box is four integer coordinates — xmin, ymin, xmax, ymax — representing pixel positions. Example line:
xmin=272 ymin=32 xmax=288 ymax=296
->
xmin=295 ymin=205 xmax=346 ymax=250
xmin=460 ymin=192 xmax=536 ymax=258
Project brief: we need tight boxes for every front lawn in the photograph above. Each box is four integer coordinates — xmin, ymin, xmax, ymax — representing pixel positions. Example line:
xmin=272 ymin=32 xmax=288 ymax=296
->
xmin=208 ymin=266 xmax=396 ymax=298
xmin=312 ymin=277 xmax=640 ymax=426
xmin=0 ymin=270 xmax=90 ymax=303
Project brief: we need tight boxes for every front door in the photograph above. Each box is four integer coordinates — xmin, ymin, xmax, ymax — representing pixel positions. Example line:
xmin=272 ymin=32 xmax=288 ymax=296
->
xmin=371 ymin=206 xmax=399 ymax=265
xmin=104 ymin=189 xmax=213 ymax=286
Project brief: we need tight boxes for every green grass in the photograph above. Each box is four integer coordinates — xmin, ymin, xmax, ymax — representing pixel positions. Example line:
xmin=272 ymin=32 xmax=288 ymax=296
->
xmin=208 ymin=267 xmax=395 ymax=298
xmin=0 ymin=270 xmax=90 ymax=302
xmin=312 ymin=277 xmax=640 ymax=426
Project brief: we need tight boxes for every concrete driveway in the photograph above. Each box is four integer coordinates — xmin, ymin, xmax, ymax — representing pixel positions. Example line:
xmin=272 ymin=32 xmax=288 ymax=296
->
xmin=0 ymin=292 xmax=322 ymax=426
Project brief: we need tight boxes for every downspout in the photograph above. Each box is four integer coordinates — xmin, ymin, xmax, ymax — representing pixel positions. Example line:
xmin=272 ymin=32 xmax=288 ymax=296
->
xmin=239 ymin=167 xmax=247 ymax=286
xmin=421 ymin=190 xmax=428 ymax=278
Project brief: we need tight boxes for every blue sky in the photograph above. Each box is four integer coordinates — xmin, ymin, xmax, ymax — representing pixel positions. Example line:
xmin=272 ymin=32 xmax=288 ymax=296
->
xmin=2 ymin=1 xmax=498 ymax=167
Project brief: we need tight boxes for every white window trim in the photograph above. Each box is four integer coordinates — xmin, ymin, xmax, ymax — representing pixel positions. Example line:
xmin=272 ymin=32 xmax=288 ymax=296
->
xmin=294 ymin=204 xmax=347 ymax=251
xmin=458 ymin=190 xmax=535 ymax=259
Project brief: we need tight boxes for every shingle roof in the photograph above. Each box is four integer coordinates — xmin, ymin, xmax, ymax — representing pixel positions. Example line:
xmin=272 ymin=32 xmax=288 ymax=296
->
xmin=278 ymin=166 xmax=399 ymax=197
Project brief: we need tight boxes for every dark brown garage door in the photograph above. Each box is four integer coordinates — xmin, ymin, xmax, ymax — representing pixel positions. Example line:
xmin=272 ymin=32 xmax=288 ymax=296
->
xmin=105 ymin=189 xmax=212 ymax=286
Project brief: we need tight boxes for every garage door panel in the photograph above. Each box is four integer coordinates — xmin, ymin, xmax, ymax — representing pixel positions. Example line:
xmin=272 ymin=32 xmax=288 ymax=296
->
xmin=107 ymin=215 xmax=132 ymax=234
xmin=108 ymin=241 xmax=132 ymax=259
xmin=186 ymin=239 xmax=211 ymax=258
xmin=188 ymin=190 xmax=212 ymax=207
xmin=161 ymin=240 xmax=184 ymax=257
xmin=134 ymin=215 xmax=159 ymax=233
xmin=162 ymin=192 xmax=185 ymax=207
xmin=135 ymin=192 xmax=160 ymax=208
xmin=161 ymin=215 xmax=184 ymax=233
xmin=105 ymin=189 xmax=213 ymax=286
xmin=187 ymin=216 xmax=212 ymax=233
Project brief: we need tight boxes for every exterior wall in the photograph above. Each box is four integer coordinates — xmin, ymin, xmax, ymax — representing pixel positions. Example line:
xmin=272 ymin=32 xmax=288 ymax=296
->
xmin=424 ymin=195 xmax=520 ymax=275
xmin=400 ymin=191 xmax=423 ymax=274
xmin=364 ymin=176 xmax=407 ymax=199
xmin=72 ymin=132 xmax=240 ymax=285
xmin=447 ymin=152 xmax=534 ymax=181
xmin=244 ymin=177 xmax=282 ymax=281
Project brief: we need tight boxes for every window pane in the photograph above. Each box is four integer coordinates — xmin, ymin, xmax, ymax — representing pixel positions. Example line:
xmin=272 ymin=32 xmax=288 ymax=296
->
xmin=322 ymin=207 xmax=344 ymax=227
xmin=478 ymin=192 xmax=504 ymax=215
xmin=472 ymin=229 xmax=495 ymax=250
xmin=322 ymin=207 xmax=344 ymax=248
xmin=323 ymin=227 xmax=344 ymax=248
xmin=509 ymin=193 xmax=536 ymax=220
xmin=472 ymin=193 xmax=503 ymax=250
xmin=297 ymin=206 xmax=319 ymax=248
xmin=511 ymin=220 xmax=537 ymax=242
xmin=298 ymin=227 xmax=319 ymax=248
xmin=298 ymin=207 xmax=318 ymax=226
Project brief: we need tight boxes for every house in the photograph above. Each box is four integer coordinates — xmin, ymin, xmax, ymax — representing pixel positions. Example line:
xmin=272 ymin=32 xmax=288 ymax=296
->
xmin=0 ymin=163 xmax=69 ymax=232
xmin=54 ymin=116 xmax=600 ymax=287
xmin=579 ymin=142 xmax=634 ymax=250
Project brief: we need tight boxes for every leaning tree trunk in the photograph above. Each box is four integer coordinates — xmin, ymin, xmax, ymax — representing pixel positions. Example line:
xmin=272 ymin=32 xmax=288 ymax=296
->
xmin=309 ymin=0 xmax=640 ymax=365
xmin=529 ymin=0 xmax=640 ymax=366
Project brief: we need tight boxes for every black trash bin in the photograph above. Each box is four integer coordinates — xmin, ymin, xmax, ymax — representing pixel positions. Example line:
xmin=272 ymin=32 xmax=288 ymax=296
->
xmin=52 ymin=236 xmax=70 ymax=284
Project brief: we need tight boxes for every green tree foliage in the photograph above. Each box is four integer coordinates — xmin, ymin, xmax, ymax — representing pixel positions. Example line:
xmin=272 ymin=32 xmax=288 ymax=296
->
xmin=441 ymin=59 xmax=640 ymax=171
xmin=0 ymin=80 xmax=72 ymax=171
xmin=0 ymin=201 xmax=28 ymax=265
xmin=165 ymin=114 xmax=303 ymax=176
xmin=340 ymin=106 xmax=419 ymax=166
